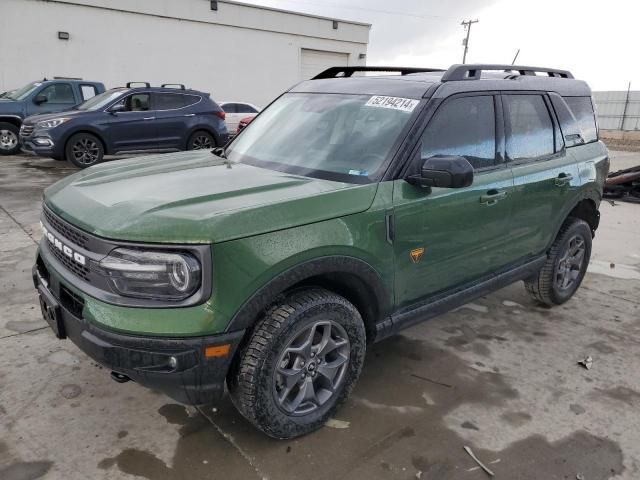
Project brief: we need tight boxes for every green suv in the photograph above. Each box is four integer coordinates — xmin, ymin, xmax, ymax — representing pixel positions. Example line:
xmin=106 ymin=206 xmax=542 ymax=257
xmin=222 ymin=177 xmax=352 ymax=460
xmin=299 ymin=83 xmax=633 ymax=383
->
xmin=34 ymin=64 xmax=608 ymax=438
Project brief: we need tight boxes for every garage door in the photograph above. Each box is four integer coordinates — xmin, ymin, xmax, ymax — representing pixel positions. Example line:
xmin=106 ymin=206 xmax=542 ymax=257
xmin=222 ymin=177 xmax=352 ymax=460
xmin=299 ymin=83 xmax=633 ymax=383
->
xmin=300 ymin=49 xmax=349 ymax=80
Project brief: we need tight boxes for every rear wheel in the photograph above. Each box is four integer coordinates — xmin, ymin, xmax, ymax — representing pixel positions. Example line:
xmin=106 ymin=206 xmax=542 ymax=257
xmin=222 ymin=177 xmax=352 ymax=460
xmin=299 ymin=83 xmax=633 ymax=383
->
xmin=187 ymin=131 xmax=215 ymax=150
xmin=525 ymin=218 xmax=592 ymax=306
xmin=65 ymin=133 xmax=104 ymax=168
xmin=228 ymin=288 xmax=366 ymax=439
xmin=0 ymin=122 xmax=20 ymax=155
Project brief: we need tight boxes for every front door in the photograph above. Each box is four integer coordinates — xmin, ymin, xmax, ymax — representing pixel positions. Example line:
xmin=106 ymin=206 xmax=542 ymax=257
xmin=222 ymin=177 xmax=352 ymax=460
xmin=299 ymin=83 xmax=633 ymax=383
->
xmin=501 ymin=93 xmax=581 ymax=260
xmin=393 ymin=94 xmax=515 ymax=310
xmin=104 ymin=92 xmax=158 ymax=152
xmin=26 ymin=82 xmax=78 ymax=116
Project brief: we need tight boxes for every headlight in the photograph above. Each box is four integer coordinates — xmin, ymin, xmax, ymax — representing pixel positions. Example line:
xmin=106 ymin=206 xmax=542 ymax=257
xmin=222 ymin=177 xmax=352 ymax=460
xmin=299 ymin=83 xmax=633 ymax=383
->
xmin=36 ymin=117 xmax=71 ymax=129
xmin=99 ymin=248 xmax=201 ymax=300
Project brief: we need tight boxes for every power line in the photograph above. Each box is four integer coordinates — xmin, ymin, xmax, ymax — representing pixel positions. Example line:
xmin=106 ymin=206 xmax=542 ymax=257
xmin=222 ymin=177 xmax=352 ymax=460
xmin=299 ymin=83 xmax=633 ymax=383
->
xmin=460 ymin=19 xmax=479 ymax=64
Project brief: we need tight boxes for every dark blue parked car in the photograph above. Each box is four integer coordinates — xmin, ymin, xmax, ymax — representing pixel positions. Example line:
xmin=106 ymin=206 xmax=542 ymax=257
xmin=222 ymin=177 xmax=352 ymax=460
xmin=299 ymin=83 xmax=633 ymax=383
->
xmin=20 ymin=83 xmax=228 ymax=168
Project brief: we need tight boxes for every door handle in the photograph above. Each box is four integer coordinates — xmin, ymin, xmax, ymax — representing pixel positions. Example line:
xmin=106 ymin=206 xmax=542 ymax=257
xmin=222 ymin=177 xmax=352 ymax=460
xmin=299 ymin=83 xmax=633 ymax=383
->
xmin=184 ymin=113 xmax=196 ymax=117
xmin=143 ymin=116 xmax=156 ymax=121
xmin=555 ymin=173 xmax=574 ymax=186
xmin=480 ymin=189 xmax=507 ymax=206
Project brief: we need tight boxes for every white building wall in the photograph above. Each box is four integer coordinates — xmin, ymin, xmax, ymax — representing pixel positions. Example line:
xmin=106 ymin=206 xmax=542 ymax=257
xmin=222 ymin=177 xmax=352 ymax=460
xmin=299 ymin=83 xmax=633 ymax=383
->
xmin=0 ymin=0 xmax=370 ymax=107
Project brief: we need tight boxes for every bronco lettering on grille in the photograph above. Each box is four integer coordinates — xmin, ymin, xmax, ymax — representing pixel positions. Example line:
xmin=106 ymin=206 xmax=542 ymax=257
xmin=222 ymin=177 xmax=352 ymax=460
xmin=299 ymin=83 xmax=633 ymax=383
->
xmin=41 ymin=223 xmax=86 ymax=266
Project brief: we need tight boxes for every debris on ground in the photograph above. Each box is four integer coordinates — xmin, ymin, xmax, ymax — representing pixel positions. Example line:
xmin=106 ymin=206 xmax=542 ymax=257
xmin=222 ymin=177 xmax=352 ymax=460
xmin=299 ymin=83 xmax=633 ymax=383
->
xmin=463 ymin=446 xmax=495 ymax=477
xmin=578 ymin=356 xmax=593 ymax=370
xmin=576 ymin=473 xmax=585 ymax=480
xmin=325 ymin=418 xmax=350 ymax=429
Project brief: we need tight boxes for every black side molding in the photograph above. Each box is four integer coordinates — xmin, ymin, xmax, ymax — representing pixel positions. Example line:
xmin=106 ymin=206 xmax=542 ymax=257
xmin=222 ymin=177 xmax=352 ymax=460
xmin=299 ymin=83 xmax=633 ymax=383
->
xmin=375 ymin=255 xmax=547 ymax=341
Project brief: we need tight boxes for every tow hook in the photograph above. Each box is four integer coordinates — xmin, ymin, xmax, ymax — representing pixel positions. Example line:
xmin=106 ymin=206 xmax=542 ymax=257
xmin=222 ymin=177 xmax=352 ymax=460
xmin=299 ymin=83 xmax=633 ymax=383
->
xmin=110 ymin=371 xmax=131 ymax=383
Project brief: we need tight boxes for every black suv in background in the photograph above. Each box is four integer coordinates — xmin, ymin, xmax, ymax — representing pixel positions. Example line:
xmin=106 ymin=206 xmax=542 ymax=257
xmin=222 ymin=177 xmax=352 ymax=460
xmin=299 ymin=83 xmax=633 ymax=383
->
xmin=20 ymin=83 xmax=228 ymax=168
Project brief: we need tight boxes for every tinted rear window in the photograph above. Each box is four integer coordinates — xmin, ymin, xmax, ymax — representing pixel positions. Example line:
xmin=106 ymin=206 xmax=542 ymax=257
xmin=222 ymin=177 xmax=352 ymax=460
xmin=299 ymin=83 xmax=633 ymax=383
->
xmin=504 ymin=95 xmax=555 ymax=160
xmin=155 ymin=93 xmax=185 ymax=110
xmin=564 ymin=96 xmax=598 ymax=143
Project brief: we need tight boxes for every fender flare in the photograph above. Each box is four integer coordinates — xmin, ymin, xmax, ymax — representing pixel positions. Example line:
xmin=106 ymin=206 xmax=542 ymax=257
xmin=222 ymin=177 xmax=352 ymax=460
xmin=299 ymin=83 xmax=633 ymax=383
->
xmin=224 ymin=255 xmax=391 ymax=340
xmin=547 ymin=189 xmax=601 ymax=250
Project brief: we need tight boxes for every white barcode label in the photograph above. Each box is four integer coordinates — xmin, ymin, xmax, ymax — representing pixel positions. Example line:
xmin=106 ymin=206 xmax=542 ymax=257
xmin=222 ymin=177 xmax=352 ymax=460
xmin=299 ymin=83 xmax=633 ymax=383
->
xmin=365 ymin=96 xmax=419 ymax=113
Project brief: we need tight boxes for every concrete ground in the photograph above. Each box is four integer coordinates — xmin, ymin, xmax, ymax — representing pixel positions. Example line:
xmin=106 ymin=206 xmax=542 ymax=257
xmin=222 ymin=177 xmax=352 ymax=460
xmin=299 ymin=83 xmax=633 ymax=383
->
xmin=0 ymin=151 xmax=639 ymax=480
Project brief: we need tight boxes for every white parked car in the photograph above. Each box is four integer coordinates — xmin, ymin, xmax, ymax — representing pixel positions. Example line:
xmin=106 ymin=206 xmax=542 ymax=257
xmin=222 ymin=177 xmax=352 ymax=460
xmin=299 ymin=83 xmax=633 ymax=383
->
xmin=219 ymin=102 xmax=260 ymax=133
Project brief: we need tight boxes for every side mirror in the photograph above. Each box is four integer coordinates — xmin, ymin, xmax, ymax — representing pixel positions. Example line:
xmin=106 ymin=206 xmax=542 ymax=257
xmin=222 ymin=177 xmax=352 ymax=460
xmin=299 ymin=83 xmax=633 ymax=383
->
xmin=109 ymin=103 xmax=126 ymax=114
xmin=33 ymin=94 xmax=47 ymax=105
xmin=407 ymin=155 xmax=474 ymax=189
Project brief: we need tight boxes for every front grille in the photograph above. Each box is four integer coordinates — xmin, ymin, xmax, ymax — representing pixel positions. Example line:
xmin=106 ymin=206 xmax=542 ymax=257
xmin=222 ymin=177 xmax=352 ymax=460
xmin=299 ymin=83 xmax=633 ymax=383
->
xmin=44 ymin=208 xmax=89 ymax=249
xmin=20 ymin=124 xmax=34 ymax=137
xmin=48 ymin=242 xmax=91 ymax=282
xmin=60 ymin=285 xmax=84 ymax=318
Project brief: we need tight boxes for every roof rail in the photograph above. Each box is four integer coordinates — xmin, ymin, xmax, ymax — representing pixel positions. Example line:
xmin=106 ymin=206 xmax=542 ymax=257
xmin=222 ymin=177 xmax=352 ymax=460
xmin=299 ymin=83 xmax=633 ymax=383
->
xmin=53 ymin=76 xmax=83 ymax=80
xmin=161 ymin=83 xmax=186 ymax=90
xmin=313 ymin=66 xmax=445 ymax=80
xmin=126 ymin=82 xmax=151 ymax=88
xmin=441 ymin=64 xmax=574 ymax=82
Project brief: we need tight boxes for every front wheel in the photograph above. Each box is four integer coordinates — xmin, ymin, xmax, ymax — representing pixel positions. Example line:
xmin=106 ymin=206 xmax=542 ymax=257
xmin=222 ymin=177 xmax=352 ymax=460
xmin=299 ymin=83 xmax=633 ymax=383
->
xmin=187 ymin=130 xmax=215 ymax=150
xmin=525 ymin=218 xmax=592 ymax=306
xmin=65 ymin=133 xmax=104 ymax=168
xmin=0 ymin=122 xmax=20 ymax=155
xmin=228 ymin=289 xmax=366 ymax=439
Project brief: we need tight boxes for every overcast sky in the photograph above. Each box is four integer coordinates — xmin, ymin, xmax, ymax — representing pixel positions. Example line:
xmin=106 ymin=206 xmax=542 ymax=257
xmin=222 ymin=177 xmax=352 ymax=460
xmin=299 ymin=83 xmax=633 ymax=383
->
xmin=243 ymin=0 xmax=636 ymax=91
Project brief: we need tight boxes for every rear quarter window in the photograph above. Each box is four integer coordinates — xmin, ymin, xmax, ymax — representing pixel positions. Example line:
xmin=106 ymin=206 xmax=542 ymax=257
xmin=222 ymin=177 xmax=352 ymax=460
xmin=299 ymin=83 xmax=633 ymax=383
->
xmin=563 ymin=96 xmax=598 ymax=143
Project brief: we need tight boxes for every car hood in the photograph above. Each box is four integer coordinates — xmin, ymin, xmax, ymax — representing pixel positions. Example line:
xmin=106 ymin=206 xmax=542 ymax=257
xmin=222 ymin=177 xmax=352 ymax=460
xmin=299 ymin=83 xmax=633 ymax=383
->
xmin=0 ymin=98 xmax=21 ymax=112
xmin=44 ymin=150 xmax=378 ymax=244
xmin=24 ymin=109 xmax=88 ymax=124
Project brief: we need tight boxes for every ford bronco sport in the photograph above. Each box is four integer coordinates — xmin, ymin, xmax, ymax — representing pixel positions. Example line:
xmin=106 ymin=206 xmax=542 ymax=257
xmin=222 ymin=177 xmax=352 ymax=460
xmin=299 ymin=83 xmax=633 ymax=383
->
xmin=33 ymin=64 xmax=608 ymax=439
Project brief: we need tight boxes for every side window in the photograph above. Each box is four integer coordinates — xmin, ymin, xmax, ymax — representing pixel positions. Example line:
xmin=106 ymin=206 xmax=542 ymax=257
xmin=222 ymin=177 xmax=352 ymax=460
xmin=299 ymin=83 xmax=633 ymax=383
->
xmin=80 ymin=85 xmax=97 ymax=101
xmin=222 ymin=103 xmax=237 ymax=113
xmin=237 ymin=103 xmax=257 ymax=114
xmin=124 ymin=93 xmax=150 ymax=112
xmin=504 ymin=95 xmax=554 ymax=160
xmin=39 ymin=83 xmax=75 ymax=104
xmin=183 ymin=94 xmax=200 ymax=107
xmin=154 ymin=93 xmax=185 ymax=110
xmin=421 ymin=95 xmax=496 ymax=169
xmin=564 ymin=96 xmax=598 ymax=143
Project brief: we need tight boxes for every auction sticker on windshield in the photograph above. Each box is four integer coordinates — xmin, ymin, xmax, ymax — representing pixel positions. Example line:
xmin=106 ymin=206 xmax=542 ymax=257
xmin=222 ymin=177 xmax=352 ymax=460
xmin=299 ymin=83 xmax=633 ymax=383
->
xmin=365 ymin=96 xmax=419 ymax=113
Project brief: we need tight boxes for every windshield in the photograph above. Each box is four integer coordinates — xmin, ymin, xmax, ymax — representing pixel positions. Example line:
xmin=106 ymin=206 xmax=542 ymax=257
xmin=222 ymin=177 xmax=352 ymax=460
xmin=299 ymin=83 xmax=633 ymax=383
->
xmin=226 ymin=93 xmax=419 ymax=182
xmin=6 ymin=82 xmax=43 ymax=100
xmin=77 ymin=88 xmax=129 ymax=111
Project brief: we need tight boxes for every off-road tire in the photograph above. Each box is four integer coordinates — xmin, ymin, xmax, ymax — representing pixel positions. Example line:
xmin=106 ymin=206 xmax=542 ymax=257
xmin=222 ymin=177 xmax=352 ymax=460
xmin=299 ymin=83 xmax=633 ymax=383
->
xmin=525 ymin=218 xmax=592 ymax=306
xmin=0 ymin=122 xmax=20 ymax=155
xmin=227 ymin=288 xmax=366 ymax=439
xmin=65 ymin=133 xmax=104 ymax=168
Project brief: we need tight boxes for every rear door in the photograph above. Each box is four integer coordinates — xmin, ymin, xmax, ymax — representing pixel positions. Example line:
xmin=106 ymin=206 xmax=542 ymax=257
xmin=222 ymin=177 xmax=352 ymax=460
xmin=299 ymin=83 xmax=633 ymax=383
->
xmin=103 ymin=92 xmax=158 ymax=152
xmin=152 ymin=92 xmax=190 ymax=149
xmin=392 ymin=93 xmax=515 ymax=309
xmin=222 ymin=103 xmax=241 ymax=132
xmin=503 ymin=93 xmax=581 ymax=260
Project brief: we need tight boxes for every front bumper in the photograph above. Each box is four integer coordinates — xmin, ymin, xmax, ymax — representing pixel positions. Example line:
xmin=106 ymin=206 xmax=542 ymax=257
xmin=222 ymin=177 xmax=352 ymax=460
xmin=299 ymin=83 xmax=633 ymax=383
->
xmin=32 ymin=259 xmax=244 ymax=405
xmin=20 ymin=133 xmax=61 ymax=158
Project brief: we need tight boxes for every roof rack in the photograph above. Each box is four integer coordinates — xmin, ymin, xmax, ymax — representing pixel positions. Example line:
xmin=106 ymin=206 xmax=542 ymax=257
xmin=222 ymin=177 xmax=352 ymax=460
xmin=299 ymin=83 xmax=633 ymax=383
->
xmin=126 ymin=82 xmax=151 ymax=88
xmin=441 ymin=64 xmax=574 ymax=82
xmin=53 ymin=76 xmax=83 ymax=80
xmin=161 ymin=83 xmax=186 ymax=90
xmin=313 ymin=66 xmax=445 ymax=79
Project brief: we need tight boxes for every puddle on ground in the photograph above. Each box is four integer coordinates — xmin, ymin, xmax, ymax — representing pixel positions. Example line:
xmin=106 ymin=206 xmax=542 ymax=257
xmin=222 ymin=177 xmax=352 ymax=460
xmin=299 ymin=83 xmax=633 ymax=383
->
xmin=0 ymin=441 xmax=53 ymax=480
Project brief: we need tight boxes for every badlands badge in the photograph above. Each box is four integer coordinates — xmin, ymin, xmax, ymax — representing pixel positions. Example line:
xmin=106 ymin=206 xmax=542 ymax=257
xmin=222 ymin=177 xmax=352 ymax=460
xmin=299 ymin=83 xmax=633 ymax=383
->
xmin=410 ymin=247 xmax=425 ymax=264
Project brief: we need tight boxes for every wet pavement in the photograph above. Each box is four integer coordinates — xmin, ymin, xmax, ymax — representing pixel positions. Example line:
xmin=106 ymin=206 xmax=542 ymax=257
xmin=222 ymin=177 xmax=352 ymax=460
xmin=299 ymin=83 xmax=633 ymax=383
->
xmin=0 ymin=152 xmax=639 ymax=480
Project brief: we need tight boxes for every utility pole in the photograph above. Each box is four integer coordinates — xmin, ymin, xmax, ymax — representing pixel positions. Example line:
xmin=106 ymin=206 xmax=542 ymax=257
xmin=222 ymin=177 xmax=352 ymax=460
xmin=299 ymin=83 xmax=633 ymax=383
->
xmin=461 ymin=19 xmax=479 ymax=64
xmin=621 ymin=81 xmax=631 ymax=131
